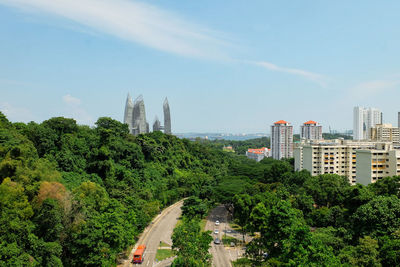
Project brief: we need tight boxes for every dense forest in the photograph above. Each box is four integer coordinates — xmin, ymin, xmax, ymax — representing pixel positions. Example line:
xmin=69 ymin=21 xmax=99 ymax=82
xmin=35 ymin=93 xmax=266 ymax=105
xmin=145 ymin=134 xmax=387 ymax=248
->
xmin=1 ymin=111 xmax=399 ymax=266
xmin=0 ymin=112 xmax=231 ymax=266
xmin=216 ymin=157 xmax=400 ymax=266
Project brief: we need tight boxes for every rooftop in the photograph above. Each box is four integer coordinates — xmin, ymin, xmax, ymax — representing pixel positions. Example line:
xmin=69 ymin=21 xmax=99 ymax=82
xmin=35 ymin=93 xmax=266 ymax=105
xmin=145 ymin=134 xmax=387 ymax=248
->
xmin=304 ymin=120 xmax=317 ymax=125
xmin=274 ymin=120 xmax=288 ymax=124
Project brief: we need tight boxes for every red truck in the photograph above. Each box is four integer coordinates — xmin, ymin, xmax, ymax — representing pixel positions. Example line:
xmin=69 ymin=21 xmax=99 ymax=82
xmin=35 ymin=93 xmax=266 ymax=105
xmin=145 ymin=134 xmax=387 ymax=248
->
xmin=132 ymin=245 xmax=146 ymax=264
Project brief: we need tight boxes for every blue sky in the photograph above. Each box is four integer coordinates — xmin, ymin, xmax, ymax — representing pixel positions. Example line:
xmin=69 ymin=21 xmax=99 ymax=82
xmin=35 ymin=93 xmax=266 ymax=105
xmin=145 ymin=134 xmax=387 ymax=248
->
xmin=0 ymin=0 xmax=399 ymax=133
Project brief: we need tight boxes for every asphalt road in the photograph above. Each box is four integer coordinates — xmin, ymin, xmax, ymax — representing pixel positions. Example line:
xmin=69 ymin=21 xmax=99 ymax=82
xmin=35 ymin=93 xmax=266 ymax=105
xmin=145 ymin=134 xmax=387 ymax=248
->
xmin=120 ymin=200 xmax=183 ymax=267
xmin=205 ymin=205 xmax=234 ymax=267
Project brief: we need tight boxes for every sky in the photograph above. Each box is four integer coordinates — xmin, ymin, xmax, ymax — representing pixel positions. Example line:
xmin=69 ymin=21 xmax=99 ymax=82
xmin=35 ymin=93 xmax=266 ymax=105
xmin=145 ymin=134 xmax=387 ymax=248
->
xmin=0 ymin=0 xmax=399 ymax=133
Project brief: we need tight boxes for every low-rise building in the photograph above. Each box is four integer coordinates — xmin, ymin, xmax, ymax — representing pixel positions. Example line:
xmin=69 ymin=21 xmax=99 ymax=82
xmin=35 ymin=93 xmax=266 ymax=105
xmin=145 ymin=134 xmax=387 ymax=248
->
xmin=246 ymin=147 xmax=269 ymax=162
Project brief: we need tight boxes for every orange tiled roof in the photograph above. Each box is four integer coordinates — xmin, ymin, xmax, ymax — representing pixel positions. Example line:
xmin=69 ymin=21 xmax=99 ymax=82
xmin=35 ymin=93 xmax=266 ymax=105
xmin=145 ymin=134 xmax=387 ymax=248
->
xmin=247 ymin=147 xmax=267 ymax=154
xmin=304 ymin=120 xmax=317 ymax=125
xmin=274 ymin=120 xmax=288 ymax=124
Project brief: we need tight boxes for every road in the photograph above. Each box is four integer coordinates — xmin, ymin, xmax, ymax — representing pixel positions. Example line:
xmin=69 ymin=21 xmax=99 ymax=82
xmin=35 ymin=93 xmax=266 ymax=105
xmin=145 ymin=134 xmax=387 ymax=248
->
xmin=120 ymin=200 xmax=183 ymax=267
xmin=205 ymin=205 xmax=235 ymax=267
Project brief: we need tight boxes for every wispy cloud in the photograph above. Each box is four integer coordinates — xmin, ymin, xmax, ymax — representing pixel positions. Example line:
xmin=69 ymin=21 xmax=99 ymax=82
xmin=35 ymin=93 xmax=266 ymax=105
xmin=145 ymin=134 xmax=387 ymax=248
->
xmin=0 ymin=0 xmax=230 ymax=59
xmin=348 ymin=79 xmax=399 ymax=98
xmin=0 ymin=0 xmax=328 ymax=86
xmin=63 ymin=94 xmax=81 ymax=105
xmin=62 ymin=94 xmax=92 ymax=125
xmin=248 ymin=60 xmax=327 ymax=86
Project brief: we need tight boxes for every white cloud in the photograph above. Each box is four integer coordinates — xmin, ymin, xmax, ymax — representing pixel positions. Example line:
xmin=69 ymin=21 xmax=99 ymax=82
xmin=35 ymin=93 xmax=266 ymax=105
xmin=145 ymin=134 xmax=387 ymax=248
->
xmin=0 ymin=0 xmax=329 ymax=86
xmin=248 ymin=60 xmax=327 ymax=86
xmin=62 ymin=94 xmax=93 ymax=125
xmin=0 ymin=102 xmax=35 ymax=122
xmin=62 ymin=94 xmax=81 ymax=105
xmin=0 ymin=0 xmax=230 ymax=59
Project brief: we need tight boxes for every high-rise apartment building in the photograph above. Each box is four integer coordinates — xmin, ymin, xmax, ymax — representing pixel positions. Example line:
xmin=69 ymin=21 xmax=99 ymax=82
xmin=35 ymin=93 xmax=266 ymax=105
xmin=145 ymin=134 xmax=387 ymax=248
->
xmin=300 ymin=120 xmax=322 ymax=140
xmin=353 ymin=107 xmax=382 ymax=140
xmin=271 ymin=120 xmax=293 ymax=159
xmin=398 ymin=112 xmax=400 ymax=128
xmin=370 ymin=123 xmax=400 ymax=143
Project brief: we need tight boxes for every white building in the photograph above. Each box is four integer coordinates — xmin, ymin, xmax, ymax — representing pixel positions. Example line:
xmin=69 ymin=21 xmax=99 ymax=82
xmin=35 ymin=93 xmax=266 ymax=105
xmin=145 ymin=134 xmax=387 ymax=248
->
xmin=370 ymin=123 xmax=400 ymax=143
xmin=353 ymin=107 xmax=382 ymax=140
xmin=294 ymin=139 xmax=400 ymax=185
xmin=398 ymin=112 xmax=400 ymax=128
xmin=271 ymin=120 xmax=293 ymax=159
xmin=300 ymin=120 xmax=322 ymax=140
xmin=246 ymin=147 xmax=269 ymax=162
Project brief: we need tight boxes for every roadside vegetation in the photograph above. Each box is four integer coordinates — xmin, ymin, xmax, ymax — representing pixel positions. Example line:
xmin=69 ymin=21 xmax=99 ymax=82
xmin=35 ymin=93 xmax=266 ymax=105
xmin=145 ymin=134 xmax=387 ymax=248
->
xmin=0 ymin=112 xmax=229 ymax=266
xmin=222 ymin=157 xmax=400 ymax=266
xmin=1 ymin=111 xmax=399 ymax=266
xmin=155 ymin=249 xmax=174 ymax=261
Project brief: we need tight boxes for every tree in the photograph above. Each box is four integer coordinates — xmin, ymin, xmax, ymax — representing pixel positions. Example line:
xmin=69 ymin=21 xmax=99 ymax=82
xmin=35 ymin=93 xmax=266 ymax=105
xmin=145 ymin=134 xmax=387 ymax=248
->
xmin=172 ymin=220 xmax=212 ymax=266
xmin=95 ymin=117 xmax=129 ymax=143
xmin=249 ymin=199 xmax=339 ymax=265
xmin=0 ymin=178 xmax=35 ymax=264
xmin=368 ymin=176 xmax=400 ymax=197
xmin=181 ymin=196 xmax=208 ymax=220
xmin=380 ymin=230 xmax=400 ymax=266
xmin=304 ymin=174 xmax=350 ymax=207
xmin=339 ymin=236 xmax=381 ymax=266
xmin=33 ymin=198 xmax=64 ymax=242
xmin=233 ymin=194 xmax=253 ymax=242
xmin=352 ymin=195 xmax=400 ymax=238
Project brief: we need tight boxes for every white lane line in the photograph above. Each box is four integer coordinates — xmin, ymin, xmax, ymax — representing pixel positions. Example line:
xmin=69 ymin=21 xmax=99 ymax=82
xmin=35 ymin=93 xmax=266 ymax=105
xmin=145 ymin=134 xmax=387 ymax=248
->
xmin=146 ymin=260 xmax=150 ymax=266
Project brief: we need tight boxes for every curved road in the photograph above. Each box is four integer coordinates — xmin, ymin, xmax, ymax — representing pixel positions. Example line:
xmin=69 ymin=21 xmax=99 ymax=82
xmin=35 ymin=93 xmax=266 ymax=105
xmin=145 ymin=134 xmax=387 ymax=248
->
xmin=120 ymin=200 xmax=183 ymax=267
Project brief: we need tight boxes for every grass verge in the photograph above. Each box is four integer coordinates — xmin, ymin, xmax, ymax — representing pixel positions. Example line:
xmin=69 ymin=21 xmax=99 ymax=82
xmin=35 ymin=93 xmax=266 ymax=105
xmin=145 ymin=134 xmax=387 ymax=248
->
xmin=159 ymin=241 xmax=170 ymax=247
xmin=155 ymin=249 xmax=175 ymax=261
xmin=232 ymin=258 xmax=253 ymax=267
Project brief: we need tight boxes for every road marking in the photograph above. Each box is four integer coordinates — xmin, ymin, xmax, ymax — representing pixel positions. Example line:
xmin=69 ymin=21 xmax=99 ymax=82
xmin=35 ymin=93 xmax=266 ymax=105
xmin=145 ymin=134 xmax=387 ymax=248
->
xmin=146 ymin=260 xmax=149 ymax=266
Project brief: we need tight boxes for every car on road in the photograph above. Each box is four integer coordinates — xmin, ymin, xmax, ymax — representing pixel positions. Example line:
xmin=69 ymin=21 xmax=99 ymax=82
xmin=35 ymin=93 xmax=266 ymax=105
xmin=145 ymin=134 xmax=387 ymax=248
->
xmin=214 ymin=238 xmax=221 ymax=245
xmin=215 ymin=220 xmax=220 ymax=226
xmin=214 ymin=229 xmax=219 ymax=234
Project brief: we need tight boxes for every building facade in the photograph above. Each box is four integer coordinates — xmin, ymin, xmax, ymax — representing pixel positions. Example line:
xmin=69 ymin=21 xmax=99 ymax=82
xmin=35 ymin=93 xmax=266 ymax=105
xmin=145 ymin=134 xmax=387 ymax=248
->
xmin=353 ymin=106 xmax=382 ymax=140
xmin=294 ymin=139 xmax=400 ymax=185
xmin=398 ymin=112 xmax=400 ymax=128
xmin=356 ymin=145 xmax=400 ymax=185
xmin=370 ymin=123 xmax=400 ymax=143
xmin=300 ymin=120 xmax=322 ymax=140
xmin=271 ymin=120 xmax=293 ymax=159
xmin=246 ymin=147 xmax=269 ymax=162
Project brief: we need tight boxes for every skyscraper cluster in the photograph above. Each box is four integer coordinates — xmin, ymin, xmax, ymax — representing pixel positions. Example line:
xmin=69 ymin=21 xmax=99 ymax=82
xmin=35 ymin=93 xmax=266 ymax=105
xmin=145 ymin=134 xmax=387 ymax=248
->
xmin=124 ymin=94 xmax=171 ymax=135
